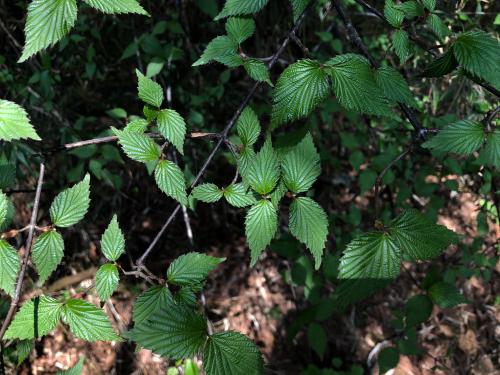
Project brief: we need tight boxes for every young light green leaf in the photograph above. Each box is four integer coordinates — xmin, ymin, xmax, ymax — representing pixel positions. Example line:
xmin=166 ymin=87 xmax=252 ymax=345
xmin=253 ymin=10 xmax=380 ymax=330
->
xmin=203 ymin=331 xmax=263 ymax=375
xmin=237 ymin=107 xmax=260 ymax=147
xmin=392 ymin=30 xmax=411 ymax=63
xmin=0 ymin=240 xmax=20 ymax=296
xmin=384 ymin=0 xmax=404 ymax=27
xmin=95 ymin=264 xmax=119 ymax=301
xmin=101 ymin=215 xmax=125 ymax=261
xmin=50 ymin=174 xmax=91 ymax=228
xmin=422 ymin=120 xmax=485 ymax=155
xmin=63 ymin=299 xmax=121 ymax=341
xmin=224 ymin=183 xmax=257 ymax=207
xmin=167 ymin=252 xmax=225 ymax=286
xmin=270 ymin=179 xmax=287 ymax=208
xmin=133 ymin=285 xmax=172 ymax=324
xmin=126 ymin=301 xmax=207 ymax=358
xmin=16 ymin=340 xmax=33 ymax=366
xmin=374 ymin=66 xmax=418 ymax=108
xmin=136 ymin=70 xmax=164 ymax=108
xmin=0 ymin=191 xmax=8 ymax=226
xmin=245 ymin=200 xmax=278 ymax=266
xmin=271 ymin=59 xmax=329 ymax=128
xmin=154 ymin=160 xmax=188 ymax=205
xmin=192 ymin=36 xmax=238 ymax=66
xmin=32 ymin=230 xmax=65 ymax=283
xmin=124 ymin=118 xmax=149 ymax=133
xmin=83 ymin=0 xmax=147 ymax=15
xmin=281 ymin=133 xmax=320 ymax=193
xmin=157 ymin=109 xmax=187 ymax=155
xmin=427 ymin=14 xmax=449 ymax=41
xmin=215 ymin=0 xmax=269 ymax=20
xmin=18 ymin=0 xmax=78 ymax=62
xmin=5 ymin=296 xmax=63 ymax=339
xmin=225 ymin=17 xmax=255 ymax=44
xmin=289 ymin=197 xmax=328 ymax=269
xmin=478 ymin=130 xmax=500 ymax=168
xmin=57 ymin=356 xmax=85 ymax=375
xmin=422 ymin=49 xmax=458 ymax=77
xmin=327 ymin=54 xmax=390 ymax=116
xmin=112 ymin=127 xmax=160 ymax=163
xmin=428 ymin=282 xmax=467 ymax=308
xmin=243 ymin=59 xmax=272 ymax=85
xmin=0 ymin=100 xmax=41 ymax=142
xmin=192 ymin=183 xmax=223 ymax=203
xmin=247 ymin=140 xmax=280 ymax=195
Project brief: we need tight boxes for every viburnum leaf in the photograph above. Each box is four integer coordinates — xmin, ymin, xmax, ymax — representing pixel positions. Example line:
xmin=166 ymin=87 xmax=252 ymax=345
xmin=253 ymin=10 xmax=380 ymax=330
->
xmin=326 ymin=54 xmax=390 ymax=116
xmin=0 ymin=240 xmax=20 ymax=296
xmin=18 ymin=0 xmax=78 ymax=62
xmin=124 ymin=118 xmax=149 ymax=133
xmin=290 ymin=0 xmax=308 ymax=21
xmin=154 ymin=160 xmax=188 ymax=205
xmin=427 ymin=14 xmax=449 ymax=42
xmin=157 ymin=109 xmax=187 ymax=155
xmin=32 ymin=230 xmax=65 ymax=283
xmin=478 ymin=130 xmax=500 ymax=168
xmin=192 ymin=36 xmax=238 ymax=66
xmin=427 ymin=282 xmax=467 ymax=308
xmin=224 ymin=183 xmax=257 ymax=208
xmin=0 ymin=100 xmax=41 ymax=142
xmin=237 ymin=107 xmax=260 ymax=147
xmin=395 ymin=0 xmax=424 ymax=19
xmin=289 ymin=197 xmax=328 ymax=269
xmin=57 ymin=356 xmax=85 ymax=375
xmin=174 ymin=285 xmax=200 ymax=307
xmin=215 ymin=0 xmax=269 ymax=20
xmin=82 ymin=0 xmax=148 ymax=15
xmin=133 ymin=285 xmax=172 ymax=324
xmin=243 ymin=58 xmax=272 ymax=85
xmin=0 ymin=191 xmax=8 ymax=226
xmin=270 ymin=180 xmax=287 ymax=208
xmin=392 ymin=30 xmax=411 ymax=63
xmin=238 ymin=146 xmax=255 ymax=182
xmin=384 ymin=0 xmax=404 ymax=27
xmin=167 ymin=252 xmax=225 ymax=286
xmin=245 ymin=199 xmax=278 ymax=265
xmin=16 ymin=340 xmax=33 ymax=366
xmin=126 ymin=300 xmax=207 ymax=358
xmin=5 ymin=296 xmax=63 ymax=339
xmin=422 ymin=0 xmax=436 ymax=11
xmin=389 ymin=209 xmax=457 ymax=260
xmin=0 ymin=197 xmax=14 ymax=232
xmin=95 ymin=264 xmax=119 ymax=301
xmin=50 ymin=174 xmax=91 ymax=228
xmin=374 ymin=66 xmax=418 ymax=108
xmin=271 ymin=59 xmax=329 ymax=128
xmin=136 ymin=70 xmax=164 ymax=108
xmin=422 ymin=49 xmax=458 ymax=77
xmin=281 ymin=133 xmax=320 ymax=194
xmin=112 ymin=128 xmax=160 ymax=163
xmin=247 ymin=140 xmax=280 ymax=195
xmin=203 ymin=331 xmax=263 ymax=375
xmin=192 ymin=183 xmax=224 ymax=203
xmin=63 ymin=299 xmax=121 ymax=341
xmin=101 ymin=215 xmax=125 ymax=261
xmin=422 ymin=120 xmax=485 ymax=155
xmin=225 ymin=17 xmax=255 ymax=44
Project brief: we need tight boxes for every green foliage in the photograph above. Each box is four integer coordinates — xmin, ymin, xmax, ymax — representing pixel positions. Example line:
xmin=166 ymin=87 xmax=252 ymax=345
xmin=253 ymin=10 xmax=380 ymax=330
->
xmin=245 ymin=199 xmax=278 ymax=265
xmin=16 ymin=340 xmax=33 ymax=366
xmin=384 ymin=0 xmax=404 ymax=28
xmin=290 ymin=0 xmax=309 ymax=21
xmin=57 ymin=356 xmax=85 ymax=375
xmin=405 ymin=295 xmax=433 ymax=326
xmin=225 ymin=17 xmax=255 ymax=44
xmin=374 ymin=67 xmax=417 ymax=108
xmin=478 ymin=131 xmax=500 ymax=168
xmin=427 ymin=14 xmax=449 ymax=41
xmin=422 ymin=49 xmax=458 ymax=77
xmin=136 ymin=70 xmax=164 ymax=108
xmin=422 ymin=120 xmax=485 ymax=155
xmin=157 ymin=109 xmax=187 ymax=155
xmin=133 ymin=285 xmax=172 ymax=324
xmin=243 ymin=59 xmax=272 ymax=85
xmin=192 ymin=183 xmax=224 ymax=203
xmin=0 ymin=192 xmax=8 ymax=228
xmin=237 ymin=107 xmax=260 ymax=147
xmin=154 ymin=160 xmax=188 ymax=205
xmin=392 ymin=30 xmax=411 ymax=63
xmin=247 ymin=140 xmax=280 ymax=195
xmin=0 ymin=100 xmax=41 ymax=142
xmin=166 ymin=252 xmax=225 ymax=286
xmin=0 ymin=240 xmax=20 ymax=296
xmin=215 ymin=0 xmax=269 ymax=20
xmin=50 ymin=174 xmax=91 ymax=228
xmin=307 ymin=322 xmax=327 ymax=359
xmin=224 ymin=183 xmax=257 ymax=207
xmin=95 ymin=264 xmax=120 ymax=300
xmin=428 ymin=282 xmax=467 ymax=308
xmin=203 ymin=331 xmax=263 ymax=375
xmin=422 ymin=0 xmax=436 ymax=11
xmin=192 ymin=36 xmax=238 ymax=66
xmin=83 ymin=0 xmax=147 ymax=15
xmin=378 ymin=347 xmax=399 ymax=374
xmin=101 ymin=215 xmax=125 ymax=261
xmin=112 ymin=128 xmax=161 ymax=163
xmin=32 ymin=230 xmax=65 ymax=283
xmin=125 ymin=118 xmax=149 ymax=133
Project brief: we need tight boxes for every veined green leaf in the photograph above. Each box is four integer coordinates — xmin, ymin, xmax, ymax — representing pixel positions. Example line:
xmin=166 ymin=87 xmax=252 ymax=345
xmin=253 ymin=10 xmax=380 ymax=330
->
xmin=154 ymin=160 xmax=188 ymax=205
xmin=203 ymin=331 xmax=263 ymax=375
xmin=50 ymin=174 xmax=91 ymax=228
xmin=245 ymin=200 xmax=278 ymax=266
xmin=422 ymin=120 xmax=485 ymax=155
xmin=270 ymin=179 xmax=287 ymax=208
xmin=16 ymin=340 xmax=33 ymax=366
xmin=428 ymin=282 xmax=467 ymax=308
xmin=0 ymin=191 xmax=8 ymax=226
xmin=290 ymin=0 xmax=308 ymax=21
xmin=192 ymin=36 xmax=238 ymax=66
xmin=422 ymin=0 xmax=436 ymax=11
xmin=243 ymin=58 xmax=272 ymax=85
xmin=384 ymin=0 xmax=404 ymax=28
xmin=19 ymin=0 xmax=78 ymax=62
xmin=395 ymin=1 xmax=424 ymax=19
xmin=112 ymin=127 xmax=160 ymax=163
xmin=247 ymin=140 xmax=280 ymax=195
xmin=0 ymin=240 xmax=20 ymax=296
xmin=95 ymin=264 xmax=119 ymax=301
xmin=136 ymin=70 xmax=164 ymax=108
xmin=32 ymin=230 xmax=64 ymax=283
xmin=124 ymin=118 xmax=149 ymax=133
xmin=215 ymin=0 xmax=269 ymax=20
xmin=237 ymin=107 xmax=260 ymax=147
xmin=422 ymin=49 xmax=458 ymax=77
xmin=0 ymin=158 xmax=16 ymax=190
xmin=478 ymin=130 xmax=500 ymax=168
xmin=374 ymin=66 xmax=418 ymax=108
xmin=0 ymin=100 xmax=41 ymax=142
xmin=133 ymin=285 xmax=172 ymax=324
xmin=101 ymin=215 xmax=125 ymax=261
xmin=378 ymin=347 xmax=399 ymax=374
xmin=57 ymin=356 xmax=85 ymax=375
xmin=157 ymin=109 xmax=187 ymax=155
xmin=167 ymin=252 xmax=225 ymax=286
xmin=192 ymin=183 xmax=223 ymax=203
xmin=0 ymin=197 xmax=14 ymax=232
xmin=224 ymin=183 xmax=257 ymax=207
xmin=83 ymin=0 xmax=147 ymax=14
xmin=427 ymin=14 xmax=449 ymax=42
xmin=238 ymin=146 xmax=255 ymax=183
xmin=392 ymin=30 xmax=411 ymax=63
xmin=225 ymin=17 xmax=255 ymax=44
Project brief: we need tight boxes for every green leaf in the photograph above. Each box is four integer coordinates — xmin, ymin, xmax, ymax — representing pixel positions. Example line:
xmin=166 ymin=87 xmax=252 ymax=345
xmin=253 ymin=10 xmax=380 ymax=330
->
xmin=16 ymin=340 xmax=33 ymax=366
xmin=326 ymin=54 xmax=390 ymax=116
xmin=225 ymin=17 xmax=255 ymax=44
xmin=83 ymin=0 xmax=147 ymax=14
xmin=215 ymin=0 xmax=269 ymax=20
xmin=243 ymin=59 xmax=272 ymax=85
xmin=392 ymin=30 xmax=411 ymax=63
xmin=238 ymin=147 xmax=255 ymax=182
xmin=167 ymin=252 xmax=225 ymax=286
xmin=5 ymin=296 xmax=63 ymax=339
xmin=32 ymin=230 xmax=64 ymax=283
xmin=203 ymin=331 xmax=263 ymax=375
xmin=192 ymin=36 xmax=238 ymax=66
xmin=428 ymin=282 xmax=467 ymax=308
xmin=378 ymin=347 xmax=400 ymax=374
xmin=157 ymin=109 xmax=187 ymax=155
xmin=154 ymin=160 xmax=188 ymax=205
xmin=136 ymin=69 xmax=164 ymax=108
xmin=0 ymin=158 xmax=16 ymax=190
xmin=289 ymin=197 xmax=328 ymax=269
xmin=478 ymin=130 xmax=500 ymax=168
xmin=453 ymin=31 xmax=500 ymax=86
xmin=422 ymin=49 xmax=458 ymax=77
xmin=384 ymin=0 xmax=404 ymax=28
xmin=307 ymin=323 xmax=327 ymax=359
xmin=405 ymin=294 xmax=433 ymax=326
xmin=18 ymin=0 xmax=78 ymax=62
xmin=426 ymin=14 xmax=449 ymax=41
xmin=124 ymin=118 xmax=149 ymax=133
xmin=0 ymin=240 xmax=20 ymax=296
xmin=237 ymin=107 xmax=260 ymax=147
xmin=126 ymin=301 xmax=207 ymax=359
xmin=0 ymin=197 xmax=14 ymax=232
xmin=101 ymin=215 xmax=125 ymax=261
xmin=389 ymin=209 xmax=457 ymax=260
xmin=95 ymin=264 xmax=119 ymax=301
xmin=291 ymin=0 xmax=308 ymax=21
xmin=63 ymin=299 xmax=121 ymax=341
xmin=192 ymin=183 xmax=223 ymax=203
xmin=133 ymin=285 xmax=172 ymax=324
xmin=271 ymin=59 xmax=329 ymax=128
xmin=422 ymin=120 xmax=485 ymax=155
xmin=245 ymin=200 xmax=278 ymax=266
xmin=224 ymin=183 xmax=257 ymax=207
xmin=281 ymin=133 xmax=320 ymax=193
xmin=50 ymin=174 xmax=91 ymax=228
xmin=247 ymin=140 xmax=280 ymax=195
xmin=270 ymin=179 xmax=287 ymax=208
xmin=57 ymin=356 xmax=85 ymax=375
xmin=395 ymin=1 xmax=424 ymax=19
xmin=0 ymin=100 xmax=41 ymax=142
xmin=112 ymin=127 xmax=161 ymax=163
xmin=422 ymin=0 xmax=436 ymax=11
xmin=374 ymin=66 xmax=418 ymax=108
xmin=0 ymin=191 xmax=8 ymax=226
